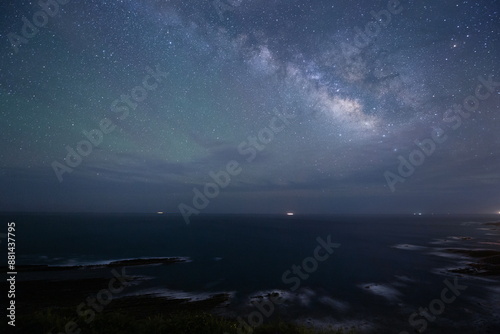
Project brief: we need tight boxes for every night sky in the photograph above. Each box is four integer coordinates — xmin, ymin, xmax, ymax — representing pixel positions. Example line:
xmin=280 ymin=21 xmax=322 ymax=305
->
xmin=0 ymin=0 xmax=499 ymax=215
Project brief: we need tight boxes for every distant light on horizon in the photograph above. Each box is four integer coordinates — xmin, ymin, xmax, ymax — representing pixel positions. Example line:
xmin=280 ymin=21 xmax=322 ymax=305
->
xmin=286 ymin=212 xmax=294 ymax=216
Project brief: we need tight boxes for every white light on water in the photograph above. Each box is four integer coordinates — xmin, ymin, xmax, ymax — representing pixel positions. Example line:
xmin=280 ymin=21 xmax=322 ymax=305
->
xmin=286 ymin=212 xmax=294 ymax=216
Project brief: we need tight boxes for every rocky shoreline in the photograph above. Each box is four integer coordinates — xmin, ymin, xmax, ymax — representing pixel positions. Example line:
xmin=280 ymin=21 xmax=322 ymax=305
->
xmin=4 ymin=257 xmax=187 ymax=272
xmin=446 ymin=221 xmax=500 ymax=277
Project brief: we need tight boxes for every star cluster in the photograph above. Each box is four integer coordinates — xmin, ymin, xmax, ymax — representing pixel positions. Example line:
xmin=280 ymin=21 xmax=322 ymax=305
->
xmin=0 ymin=0 xmax=499 ymax=213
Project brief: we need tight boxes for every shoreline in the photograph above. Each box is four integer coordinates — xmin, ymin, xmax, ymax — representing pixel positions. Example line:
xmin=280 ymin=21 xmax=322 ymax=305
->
xmin=4 ymin=221 xmax=500 ymax=333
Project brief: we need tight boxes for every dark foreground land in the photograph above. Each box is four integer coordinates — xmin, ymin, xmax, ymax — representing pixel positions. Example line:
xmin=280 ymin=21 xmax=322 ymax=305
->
xmin=1 ymin=258 xmax=354 ymax=334
xmin=3 ymin=221 xmax=500 ymax=334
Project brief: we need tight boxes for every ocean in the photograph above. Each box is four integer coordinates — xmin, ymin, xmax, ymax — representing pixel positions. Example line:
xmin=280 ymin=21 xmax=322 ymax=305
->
xmin=3 ymin=213 xmax=500 ymax=333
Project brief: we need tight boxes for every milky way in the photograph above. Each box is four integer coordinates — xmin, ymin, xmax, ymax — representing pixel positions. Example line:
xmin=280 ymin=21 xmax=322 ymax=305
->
xmin=0 ymin=0 xmax=499 ymax=214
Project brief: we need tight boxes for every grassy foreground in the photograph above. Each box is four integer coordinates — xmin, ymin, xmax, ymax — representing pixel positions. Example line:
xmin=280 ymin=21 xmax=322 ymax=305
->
xmin=17 ymin=308 xmax=356 ymax=334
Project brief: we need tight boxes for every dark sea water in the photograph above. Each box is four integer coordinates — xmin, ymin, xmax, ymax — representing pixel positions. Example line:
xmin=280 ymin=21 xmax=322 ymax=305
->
xmin=3 ymin=213 xmax=500 ymax=333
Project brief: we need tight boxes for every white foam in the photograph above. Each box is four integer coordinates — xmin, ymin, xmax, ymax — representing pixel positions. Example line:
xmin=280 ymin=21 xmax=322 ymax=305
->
xmin=123 ymin=287 xmax=234 ymax=302
xmin=318 ymin=296 xmax=350 ymax=312
xmin=392 ymin=244 xmax=427 ymax=251
xmin=58 ymin=256 xmax=191 ymax=267
xmin=246 ymin=288 xmax=318 ymax=307
xmin=247 ymin=289 xmax=294 ymax=305
xmin=394 ymin=275 xmax=416 ymax=283
xmin=460 ymin=221 xmax=483 ymax=226
xmin=298 ymin=316 xmax=375 ymax=333
xmin=427 ymin=249 xmax=467 ymax=259
xmin=479 ymin=241 xmax=500 ymax=246
xmin=359 ymin=283 xmax=401 ymax=302
xmin=297 ymin=288 xmax=316 ymax=306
